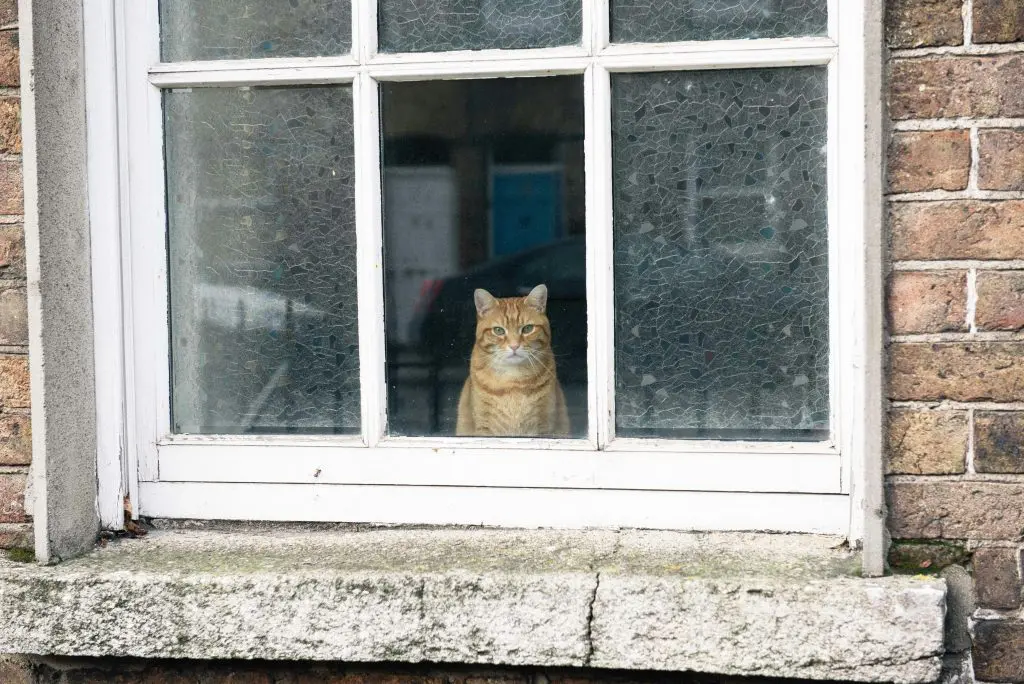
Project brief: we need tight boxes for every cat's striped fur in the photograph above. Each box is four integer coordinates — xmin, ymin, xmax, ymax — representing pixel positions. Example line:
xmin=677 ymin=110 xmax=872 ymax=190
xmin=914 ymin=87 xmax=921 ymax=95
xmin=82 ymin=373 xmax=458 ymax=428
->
xmin=456 ymin=284 xmax=570 ymax=437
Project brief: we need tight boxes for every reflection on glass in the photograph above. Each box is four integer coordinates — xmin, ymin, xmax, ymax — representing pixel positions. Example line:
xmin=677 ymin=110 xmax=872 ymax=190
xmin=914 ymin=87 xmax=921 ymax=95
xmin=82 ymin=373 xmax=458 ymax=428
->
xmin=378 ymin=0 xmax=582 ymax=52
xmin=382 ymin=77 xmax=586 ymax=437
xmin=610 ymin=0 xmax=827 ymax=43
xmin=160 ymin=0 xmax=351 ymax=62
xmin=166 ymin=86 xmax=359 ymax=434
xmin=611 ymin=68 xmax=829 ymax=440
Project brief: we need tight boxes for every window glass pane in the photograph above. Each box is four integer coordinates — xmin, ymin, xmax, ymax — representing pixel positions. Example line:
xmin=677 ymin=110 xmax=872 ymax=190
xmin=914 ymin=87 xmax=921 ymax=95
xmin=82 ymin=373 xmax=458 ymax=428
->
xmin=610 ymin=0 xmax=827 ymax=43
xmin=382 ymin=77 xmax=587 ymax=438
xmin=612 ymin=67 xmax=829 ymax=441
xmin=165 ymin=86 xmax=359 ymax=434
xmin=160 ymin=0 xmax=351 ymax=61
xmin=378 ymin=0 xmax=582 ymax=53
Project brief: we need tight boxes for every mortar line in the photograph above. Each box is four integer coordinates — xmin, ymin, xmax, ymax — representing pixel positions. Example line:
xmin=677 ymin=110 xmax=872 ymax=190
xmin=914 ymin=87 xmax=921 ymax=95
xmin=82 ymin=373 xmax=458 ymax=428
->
xmin=888 ymin=473 xmax=1024 ymax=484
xmin=892 ymin=400 xmax=1024 ymax=410
xmin=888 ymin=189 xmax=1024 ymax=201
xmin=966 ymin=407 xmax=976 ymax=474
xmin=969 ymin=126 xmax=981 ymax=191
xmin=890 ymin=332 xmax=1024 ymax=342
xmin=963 ymin=0 xmax=973 ymax=46
xmin=891 ymin=42 xmax=1024 ymax=57
xmin=893 ymin=261 xmax=1024 ymax=272
xmin=966 ymin=267 xmax=978 ymax=333
xmin=893 ymin=118 xmax=1024 ymax=131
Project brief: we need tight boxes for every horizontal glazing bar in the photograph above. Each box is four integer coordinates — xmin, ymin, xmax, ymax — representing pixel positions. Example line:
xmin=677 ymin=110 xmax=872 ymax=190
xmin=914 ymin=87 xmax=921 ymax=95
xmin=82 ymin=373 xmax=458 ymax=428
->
xmin=149 ymin=37 xmax=838 ymax=87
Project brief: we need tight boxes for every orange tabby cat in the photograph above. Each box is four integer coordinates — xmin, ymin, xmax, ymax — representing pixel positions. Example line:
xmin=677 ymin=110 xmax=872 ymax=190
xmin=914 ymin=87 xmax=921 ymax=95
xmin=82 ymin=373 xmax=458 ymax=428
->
xmin=456 ymin=284 xmax=570 ymax=437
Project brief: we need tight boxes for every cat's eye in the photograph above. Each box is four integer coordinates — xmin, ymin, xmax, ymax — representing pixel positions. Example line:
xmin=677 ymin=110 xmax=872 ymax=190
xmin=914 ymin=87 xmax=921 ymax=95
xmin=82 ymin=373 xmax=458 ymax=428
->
xmin=521 ymin=325 xmax=535 ymax=334
xmin=492 ymin=326 xmax=506 ymax=336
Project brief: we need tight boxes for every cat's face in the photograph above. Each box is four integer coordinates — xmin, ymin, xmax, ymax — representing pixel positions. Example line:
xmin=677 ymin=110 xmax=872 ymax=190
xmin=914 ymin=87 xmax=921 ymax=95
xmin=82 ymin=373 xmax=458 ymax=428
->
xmin=473 ymin=285 xmax=552 ymax=369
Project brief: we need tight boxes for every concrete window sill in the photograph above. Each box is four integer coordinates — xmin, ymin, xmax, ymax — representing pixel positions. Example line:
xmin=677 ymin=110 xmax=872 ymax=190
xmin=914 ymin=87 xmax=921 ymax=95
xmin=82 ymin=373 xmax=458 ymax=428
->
xmin=0 ymin=528 xmax=944 ymax=682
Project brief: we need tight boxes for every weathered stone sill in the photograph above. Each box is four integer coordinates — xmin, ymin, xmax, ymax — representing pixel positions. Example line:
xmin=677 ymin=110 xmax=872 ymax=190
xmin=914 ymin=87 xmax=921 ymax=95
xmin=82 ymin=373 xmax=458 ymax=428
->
xmin=0 ymin=529 xmax=945 ymax=683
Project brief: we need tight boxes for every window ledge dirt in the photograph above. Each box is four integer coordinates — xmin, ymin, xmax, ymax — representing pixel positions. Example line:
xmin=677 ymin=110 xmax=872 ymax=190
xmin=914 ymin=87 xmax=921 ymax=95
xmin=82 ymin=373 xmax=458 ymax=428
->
xmin=0 ymin=528 xmax=944 ymax=682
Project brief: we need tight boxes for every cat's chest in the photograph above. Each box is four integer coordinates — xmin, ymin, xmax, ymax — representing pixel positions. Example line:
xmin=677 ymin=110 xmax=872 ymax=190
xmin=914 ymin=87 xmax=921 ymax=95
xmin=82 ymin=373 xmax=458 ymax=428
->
xmin=477 ymin=384 xmax=552 ymax=427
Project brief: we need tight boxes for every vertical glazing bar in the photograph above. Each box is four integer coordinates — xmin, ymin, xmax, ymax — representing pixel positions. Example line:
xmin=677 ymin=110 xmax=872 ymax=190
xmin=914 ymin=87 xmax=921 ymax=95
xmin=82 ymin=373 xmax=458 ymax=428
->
xmin=827 ymin=56 xmax=842 ymax=453
xmin=353 ymin=72 xmax=387 ymax=445
xmin=355 ymin=0 xmax=378 ymax=62
xmin=827 ymin=0 xmax=840 ymax=44
xmin=585 ymin=64 xmax=615 ymax=448
xmin=591 ymin=0 xmax=610 ymax=53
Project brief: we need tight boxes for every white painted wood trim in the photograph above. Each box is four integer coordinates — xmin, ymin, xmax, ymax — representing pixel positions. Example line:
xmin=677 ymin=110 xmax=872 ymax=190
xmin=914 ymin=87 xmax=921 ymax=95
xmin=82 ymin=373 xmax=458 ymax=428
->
xmin=353 ymin=73 xmax=387 ymax=445
xmin=586 ymin=65 xmax=614 ymax=447
xmin=154 ymin=443 xmax=841 ymax=494
xmin=843 ymin=0 xmax=886 ymax=575
xmin=591 ymin=0 xmax=610 ymax=53
xmin=355 ymin=0 xmax=374 ymax=62
xmin=150 ymin=65 xmax=358 ymax=88
xmin=121 ymin=0 xmax=166 ymax=489
xmin=101 ymin=1 xmax=873 ymax=536
xmin=148 ymin=40 xmax=837 ymax=87
xmin=84 ymin=0 xmax=126 ymax=530
xmin=138 ymin=481 xmax=850 ymax=534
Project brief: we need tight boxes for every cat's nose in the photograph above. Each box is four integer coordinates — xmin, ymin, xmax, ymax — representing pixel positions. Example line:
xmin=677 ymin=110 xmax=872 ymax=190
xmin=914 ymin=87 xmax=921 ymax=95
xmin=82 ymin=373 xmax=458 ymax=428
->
xmin=509 ymin=342 xmax=521 ymax=352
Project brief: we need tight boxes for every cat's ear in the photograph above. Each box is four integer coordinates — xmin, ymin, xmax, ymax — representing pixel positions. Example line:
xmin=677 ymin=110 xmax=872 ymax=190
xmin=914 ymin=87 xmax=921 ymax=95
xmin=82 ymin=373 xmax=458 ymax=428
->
xmin=525 ymin=284 xmax=548 ymax=313
xmin=474 ymin=288 xmax=497 ymax=317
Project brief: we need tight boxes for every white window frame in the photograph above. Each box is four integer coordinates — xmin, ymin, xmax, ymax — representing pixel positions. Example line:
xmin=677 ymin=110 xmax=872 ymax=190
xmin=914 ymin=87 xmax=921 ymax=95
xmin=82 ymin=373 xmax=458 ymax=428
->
xmin=85 ymin=0 xmax=879 ymax=539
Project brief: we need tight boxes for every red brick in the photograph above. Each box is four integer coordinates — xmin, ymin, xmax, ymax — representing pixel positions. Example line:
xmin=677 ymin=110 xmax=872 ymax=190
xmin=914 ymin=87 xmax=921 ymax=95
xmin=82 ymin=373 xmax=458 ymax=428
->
xmin=975 ymin=411 xmax=1024 ymax=473
xmin=0 ymin=2 xmax=15 ymax=27
xmin=890 ymin=201 xmax=1024 ymax=260
xmin=0 ymin=355 xmax=29 ymax=407
xmin=888 ymin=130 xmax=970 ymax=193
xmin=886 ymin=0 xmax=963 ymax=47
xmin=0 ymin=657 xmax=32 ymax=684
xmin=0 ymin=224 xmax=25 ymax=277
xmin=0 ymin=31 xmax=17 ymax=88
xmin=977 ymin=272 xmax=1024 ymax=331
xmin=887 ymin=481 xmax=1024 ymax=540
xmin=0 ymin=285 xmax=26 ymax=345
xmin=887 ymin=271 xmax=967 ymax=334
xmin=974 ymin=547 xmax=1022 ymax=610
xmin=0 ymin=411 xmax=29 ymax=465
xmin=973 ymin=0 xmax=1024 ymax=43
xmin=890 ymin=55 xmax=1024 ymax=120
xmin=0 ymin=522 xmax=30 ymax=548
xmin=886 ymin=409 xmax=968 ymax=474
xmin=0 ymin=160 xmax=22 ymax=215
xmin=0 ymin=97 xmax=19 ymax=155
xmin=973 ymin=619 xmax=1024 ymax=681
xmin=0 ymin=471 xmax=25 ymax=523
xmin=888 ymin=540 xmax=969 ymax=572
xmin=979 ymin=128 xmax=1024 ymax=191
xmin=890 ymin=342 xmax=1024 ymax=402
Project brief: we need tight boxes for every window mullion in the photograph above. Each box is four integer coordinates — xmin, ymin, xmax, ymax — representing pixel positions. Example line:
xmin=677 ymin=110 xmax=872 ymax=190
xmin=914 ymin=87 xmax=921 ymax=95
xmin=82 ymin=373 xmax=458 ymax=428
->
xmin=590 ymin=0 xmax=610 ymax=54
xmin=585 ymin=64 xmax=615 ymax=448
xmin=353 ymin=73 xmax=388 ymax=446
xmin=355 ymin=0 xmax=378 ymax=62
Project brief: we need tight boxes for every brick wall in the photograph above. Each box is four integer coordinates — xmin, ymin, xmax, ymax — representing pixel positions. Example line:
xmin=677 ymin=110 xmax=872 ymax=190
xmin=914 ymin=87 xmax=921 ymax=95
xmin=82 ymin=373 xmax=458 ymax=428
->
xmin=4 ymin=0 xmax=1024 ymax=682
xmin=0 ymin=0 xmax=29 ymax=555
xmin=885 ymin=0 xmax=1024 ymax=681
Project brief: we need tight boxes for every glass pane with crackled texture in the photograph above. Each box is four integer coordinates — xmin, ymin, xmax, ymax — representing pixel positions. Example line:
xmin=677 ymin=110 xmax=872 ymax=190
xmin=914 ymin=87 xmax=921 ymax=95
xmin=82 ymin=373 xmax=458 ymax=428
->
xmin=165 ymin=86 xmax=359 ymax=434
xmin=160 ymin=0 xmax=351 ymax=61
xmin=610 ymin=0 xmax=827 ymax=43
xmin=378 ymin=0 xmax=581 ymax=52
xmin=612 ymin=67 xmax=829 ymax=441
